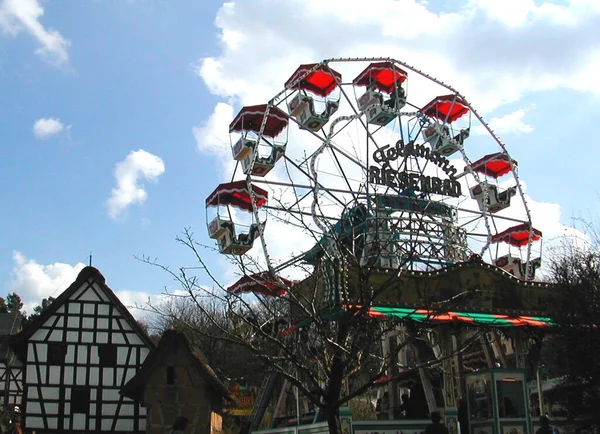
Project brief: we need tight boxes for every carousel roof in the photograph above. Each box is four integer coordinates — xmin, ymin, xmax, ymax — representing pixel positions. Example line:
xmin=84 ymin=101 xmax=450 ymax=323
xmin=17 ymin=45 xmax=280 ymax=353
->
xmin=468 ymin=153 xmax=518 ymax=178
xmin=227 ymin=271 xmax=292 ymax=297
xmin=352 ymin=61 xmax=408 ymax=93
xmin=491 ymin=223 xmax=542 ymax=247
xmin=205 ymin=181 xmax=268 ymax=212
xmin=421 ymin=94 xmax=469 ymax=123
xmin=285 ymin=63 xmax=342 ymax=97
xmin=229 ymin=104 xmax=289 ymax=138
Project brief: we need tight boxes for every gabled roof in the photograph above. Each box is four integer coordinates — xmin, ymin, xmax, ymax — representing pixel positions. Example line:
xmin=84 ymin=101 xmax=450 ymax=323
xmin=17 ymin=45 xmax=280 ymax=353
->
xmin=0 ymin=313 xmax=22 ymax=336
xmin=10 ymin=266 xmax=155 ymax=361
xmin=0 ymin=313 xmax=23 ymax=362
xmin=120 ymin=330 xmax=234 ymax=404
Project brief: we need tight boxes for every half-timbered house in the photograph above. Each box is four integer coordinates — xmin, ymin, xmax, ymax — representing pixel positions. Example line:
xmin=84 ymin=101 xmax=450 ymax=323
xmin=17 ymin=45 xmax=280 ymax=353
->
xmin=10 ymin=266 xmax=155 ymax=433
xmin=121 ymin=330 xmax=234 ymax=434
xmin=0 ymin=313 xmax=24 ymax=407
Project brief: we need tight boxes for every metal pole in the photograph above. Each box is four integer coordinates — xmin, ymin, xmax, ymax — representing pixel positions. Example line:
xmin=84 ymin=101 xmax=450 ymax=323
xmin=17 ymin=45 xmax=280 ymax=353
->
xmin=295 ymin=386 xmax=300 ymax=426
xmin=536 ymin=366 xmax=545 ymax=417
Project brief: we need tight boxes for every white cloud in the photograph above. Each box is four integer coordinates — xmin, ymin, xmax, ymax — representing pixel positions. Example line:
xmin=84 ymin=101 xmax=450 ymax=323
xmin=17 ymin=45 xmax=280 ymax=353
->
xmin=475 ymin=109 xmax=534 ymax=135
xmin=197 ymin=0 xmax=600 ymax=113
xmin=8 ymin=251 xmax=85 ymax=314
xmin=192 ymin=102 xmax=235 ymax=175
xmin=32 ymin=117 xmax=68 ymax=139
xmin=0 ymin=0 xmax=70 ymax=66
xmin=106 ymin=149 xmax=165 ymax=220
xmin=114 ymin=289 xmax=161 ymax=321
xmin=7 ymin=251 xmax=159 ymax=320
xmin=466 ymin=0 xmax=537 ymax=28
xmin=192 ymin=0 xmax=596 ymax=281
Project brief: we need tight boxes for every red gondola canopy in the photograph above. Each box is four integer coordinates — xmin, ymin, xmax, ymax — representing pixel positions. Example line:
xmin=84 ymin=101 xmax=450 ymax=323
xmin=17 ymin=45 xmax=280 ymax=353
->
xmin=229 ymin=105 xmax=289 ymax=138
xmin=205 ymin=181 xmax=268 ymax=212
xmin=491 ymin=223 xmax=542 ymax=247
xmin=421 ymin=95 xmax=469 ymax=123
xmin=227 ymin=271 xmax=292 ymax=297
xmin=285 ymin=63 xmax=342 ymax=97
xmin=468 ymin=153 xmax=518 ymax=178
xmin=352 ymin=61 xmax=408 ymax=93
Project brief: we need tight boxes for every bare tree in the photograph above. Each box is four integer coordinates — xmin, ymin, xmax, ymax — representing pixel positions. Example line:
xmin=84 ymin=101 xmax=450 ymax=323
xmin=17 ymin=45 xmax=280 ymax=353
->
xmin=145 ymin=295 xmax=266 ymax=384
xmin=544 ymin=235 xmax=600 ymax=431
xmin=140 ymin=221 xmax=478 ymax=434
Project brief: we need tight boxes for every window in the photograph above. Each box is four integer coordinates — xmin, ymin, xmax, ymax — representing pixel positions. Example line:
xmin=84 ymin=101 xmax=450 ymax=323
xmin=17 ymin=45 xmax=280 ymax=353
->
xmin=496 ymin=379 xmax=526 ymax=418
xmin=172 ymin=416 xmax=188 ymax=434
xmin=98 ymin=344 xmax=117 ymax=366
xmin=71 ymin=387 xmax=90 ymax=414
xmin=166 ymin=366 xmax=177 ymax=385
xmin=468 ymin=377 xmax=492 ymax=420
xmin=47 ymin=343 xmax=67 ymax=365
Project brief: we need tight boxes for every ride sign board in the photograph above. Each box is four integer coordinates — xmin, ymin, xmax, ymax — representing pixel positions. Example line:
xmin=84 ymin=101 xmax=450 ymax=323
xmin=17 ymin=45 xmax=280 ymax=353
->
xmin=368 ymin=140 xmax=461 ymax=198
xmin=225 ymin=383 xmax=257 ymax=416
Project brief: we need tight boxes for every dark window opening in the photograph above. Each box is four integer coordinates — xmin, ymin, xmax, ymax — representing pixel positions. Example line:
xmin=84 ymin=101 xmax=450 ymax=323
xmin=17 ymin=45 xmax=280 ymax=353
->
xmin=71 ymin=387 xmax=90 ymax=414
xmin=166 ymin=366 xmax=177 ymax=385
xmin=47 ymin=343 xmax=67 ymax=365
xmin=98 ymin=343 xmax=118 ymax=366
xmin=172 ymin=416 xmax=188 ymax=434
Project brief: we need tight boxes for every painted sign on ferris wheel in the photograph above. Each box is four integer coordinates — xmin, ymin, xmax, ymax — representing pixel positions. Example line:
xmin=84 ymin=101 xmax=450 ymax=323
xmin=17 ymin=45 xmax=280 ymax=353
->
xmin=368 ymin=139 xmax=462 ymax=198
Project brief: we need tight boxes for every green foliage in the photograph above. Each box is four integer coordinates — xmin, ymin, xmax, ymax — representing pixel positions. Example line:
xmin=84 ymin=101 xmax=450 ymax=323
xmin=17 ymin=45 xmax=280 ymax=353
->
xmin=32 ymin=297 xmax=55 ymax=315
xmin=6 ymin=293 xmax=23 ymax=314
xmin=22 ymin=296 xmax=56 ymax=329
xmin=0 ymin=297 xmax=8 ymax=314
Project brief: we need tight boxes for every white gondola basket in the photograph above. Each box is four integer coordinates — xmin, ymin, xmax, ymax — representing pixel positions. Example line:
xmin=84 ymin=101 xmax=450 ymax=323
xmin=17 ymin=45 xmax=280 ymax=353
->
xmin=288 ymin=93 xmax=310 ymax=118
xmin=208 ymin=216 xmax=231 ymax=239
xmin=232 ymin=137 xmax=256 ymax=161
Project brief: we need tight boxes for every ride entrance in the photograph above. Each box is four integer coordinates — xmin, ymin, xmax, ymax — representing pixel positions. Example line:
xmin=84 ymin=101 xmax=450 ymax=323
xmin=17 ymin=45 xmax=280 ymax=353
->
xmin=204 ymin=58 xmax=554 ymax=434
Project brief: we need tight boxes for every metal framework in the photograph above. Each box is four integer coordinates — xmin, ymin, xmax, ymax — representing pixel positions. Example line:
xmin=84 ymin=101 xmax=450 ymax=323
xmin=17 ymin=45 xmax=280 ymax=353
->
xmin=206 ymin=57 xmax=542 ymax=279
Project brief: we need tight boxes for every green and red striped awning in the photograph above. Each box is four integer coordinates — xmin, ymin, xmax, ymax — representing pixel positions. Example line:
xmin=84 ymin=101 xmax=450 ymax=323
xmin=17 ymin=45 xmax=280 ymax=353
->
xmin=368 ymin=306 xmax=554 ymax=327
xmin=280 ymin=306 xmax=554 ymax=337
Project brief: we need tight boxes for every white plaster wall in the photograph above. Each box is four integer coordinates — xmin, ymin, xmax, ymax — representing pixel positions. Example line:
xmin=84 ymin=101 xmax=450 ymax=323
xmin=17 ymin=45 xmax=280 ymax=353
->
xmin=27 ymin=402 xmax=41 ymax=414
xmin=26 ymin=416 xmax=43 ymax=428
xmin=77 ymin=345 xmax=88 ymax=364
xmin=41 ymin=386 xmax=56 ymax=400
xmin=91 ymin=283 xmax=110 ymax=301
xmin=73 ymin=414 xmax=85 ymax=430
xmin=48 ymin=366 xmax=60 ymax=384
xmin=115 ymin=418 xmax=134 ymax=431
xmin=26 ymin=365 xmax=37 ymax=383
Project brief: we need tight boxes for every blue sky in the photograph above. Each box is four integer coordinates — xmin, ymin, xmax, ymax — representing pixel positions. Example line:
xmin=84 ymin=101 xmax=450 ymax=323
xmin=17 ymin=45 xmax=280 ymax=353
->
xmin=1 ymin=0 xmax=599 ymax=318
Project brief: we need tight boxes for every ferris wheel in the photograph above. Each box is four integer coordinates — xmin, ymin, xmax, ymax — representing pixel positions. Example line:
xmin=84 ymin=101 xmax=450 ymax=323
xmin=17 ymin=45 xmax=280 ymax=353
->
xmin=205 ymin=57 xmax=543 ymax=285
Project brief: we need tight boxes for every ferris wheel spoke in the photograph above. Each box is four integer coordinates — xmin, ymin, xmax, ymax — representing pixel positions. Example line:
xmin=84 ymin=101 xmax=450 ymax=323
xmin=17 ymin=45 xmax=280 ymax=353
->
xmin=279 ymin=155 xmax=348 ymax=209
xmin=205 ymin=57 xmax=542 ymax=281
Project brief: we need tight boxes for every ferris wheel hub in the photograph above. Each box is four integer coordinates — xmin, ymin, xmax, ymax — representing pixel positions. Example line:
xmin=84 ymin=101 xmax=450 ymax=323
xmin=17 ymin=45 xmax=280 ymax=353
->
xmin=204 ymin=57 xmax=543 ymax=279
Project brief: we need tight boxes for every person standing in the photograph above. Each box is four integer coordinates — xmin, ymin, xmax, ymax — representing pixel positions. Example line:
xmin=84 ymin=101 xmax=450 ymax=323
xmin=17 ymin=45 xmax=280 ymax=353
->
xmin=425 ymin=411 xmax=450 ymax=434
xmin=457 ymin=396 xmax=470 ymax=434
xmin=535 ymin=415 xmax=558 ymax=434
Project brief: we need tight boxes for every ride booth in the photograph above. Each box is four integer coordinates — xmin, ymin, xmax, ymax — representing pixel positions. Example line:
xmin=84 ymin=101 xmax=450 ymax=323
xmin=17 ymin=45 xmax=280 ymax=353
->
xmin=466 ymin=369 xmax=530 ymax=434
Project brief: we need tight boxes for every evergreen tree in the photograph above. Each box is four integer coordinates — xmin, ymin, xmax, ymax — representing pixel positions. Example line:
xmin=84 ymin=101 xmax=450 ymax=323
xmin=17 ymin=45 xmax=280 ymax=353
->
xmin=0 ymin=297 xmax=8 ymax=314
xmin=6 ymin=293 xmax=23 ymax=314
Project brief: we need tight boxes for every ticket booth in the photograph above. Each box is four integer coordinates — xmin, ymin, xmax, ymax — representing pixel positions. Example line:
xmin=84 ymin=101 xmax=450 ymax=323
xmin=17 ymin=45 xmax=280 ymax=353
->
xmin=465 ymin=369 xmax=530 ymax=434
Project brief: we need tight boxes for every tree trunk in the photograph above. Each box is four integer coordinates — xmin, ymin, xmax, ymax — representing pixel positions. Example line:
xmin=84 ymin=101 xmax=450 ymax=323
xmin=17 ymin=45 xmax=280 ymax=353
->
xmin=324 ymin=405 xmax=341 ymax=434
xmin=325 ymin=353 xmax=345 ymax=434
